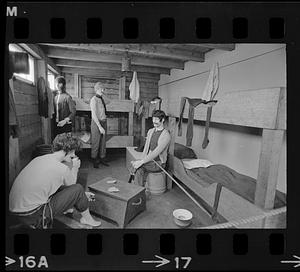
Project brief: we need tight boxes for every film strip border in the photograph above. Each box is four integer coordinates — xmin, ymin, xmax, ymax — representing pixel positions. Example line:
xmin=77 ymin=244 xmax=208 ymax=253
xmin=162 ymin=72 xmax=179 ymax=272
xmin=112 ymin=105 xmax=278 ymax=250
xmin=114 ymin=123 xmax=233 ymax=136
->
xmin=5 ymin=2 xmax=300 ymax=271
xmin=6 ymin=230 xmax=291 ymax=270
xmin=5 ymin=2 xmax=300 ymax=42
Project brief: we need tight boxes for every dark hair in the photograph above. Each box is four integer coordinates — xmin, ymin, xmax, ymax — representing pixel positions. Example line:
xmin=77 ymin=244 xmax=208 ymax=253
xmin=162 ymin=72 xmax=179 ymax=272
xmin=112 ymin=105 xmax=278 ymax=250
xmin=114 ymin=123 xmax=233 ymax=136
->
xmin=151 ymin=96 xmax=162 ymax=102
xmin=152 ymin=110 xmax=166 ymax=121
xmin=52 ymin=133 xmax=81 ymax=154
xmin=55 ymin=76 xmax=66 ymax=92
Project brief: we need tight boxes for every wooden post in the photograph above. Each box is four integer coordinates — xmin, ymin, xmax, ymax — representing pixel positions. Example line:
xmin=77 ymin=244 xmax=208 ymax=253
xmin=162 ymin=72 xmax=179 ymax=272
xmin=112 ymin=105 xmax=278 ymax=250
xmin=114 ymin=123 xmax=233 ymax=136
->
xmin=166 ymin=115 xmax=176 ymax=190
xmin=168 ymin=116 xmax=176 ymax=156
xmin=254 ymin=129 xmax=285 ymax=209
xmin=74 ymin=73 xmax=79 ymax=98
xmin=36 ymin=59 xmax=52 ymax=145
xmin=118 ymin=75 xmax=126 ymax=135
xmin=9 ymin=136 xmax=21 ymax=190
xmin=119 ymin=76 xmax=126 ymax=99
xmin=141 ymin=117 xmax=146 ymax=137
xmin=78 ymin=75 xmax=82 ymax=99
xmin=128 ymin=112 xmax=133 ymax=136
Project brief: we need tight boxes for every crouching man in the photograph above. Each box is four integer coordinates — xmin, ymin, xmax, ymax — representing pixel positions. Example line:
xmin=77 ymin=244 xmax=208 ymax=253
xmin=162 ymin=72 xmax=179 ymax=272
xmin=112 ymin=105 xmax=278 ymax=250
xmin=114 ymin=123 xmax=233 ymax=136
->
xmin=131 ymin=110 xmax=171 ymax=190
xmin=9 ymin=133 xmax=101 ymax=229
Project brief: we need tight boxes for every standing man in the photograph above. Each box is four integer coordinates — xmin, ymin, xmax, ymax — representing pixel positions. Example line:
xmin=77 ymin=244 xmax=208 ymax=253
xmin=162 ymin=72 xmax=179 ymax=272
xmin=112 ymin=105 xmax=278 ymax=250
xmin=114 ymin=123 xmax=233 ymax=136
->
xmin=90 ymin=82 xmax=111 ymax=168
xmin=53 ymin=76 xmax=76 ymax=138
xmin=9 ymin=133 xmax=101 ymax=228
xmin=131 ymin=110 xmax=171 ymax=188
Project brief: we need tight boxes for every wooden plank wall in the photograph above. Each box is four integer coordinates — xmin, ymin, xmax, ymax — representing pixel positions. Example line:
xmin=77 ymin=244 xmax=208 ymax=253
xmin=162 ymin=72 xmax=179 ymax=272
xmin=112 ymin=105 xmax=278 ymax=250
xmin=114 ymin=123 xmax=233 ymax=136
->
xmin=65 ymin=72 xmax=159 ymax=142
xmin=65 ymin=73 xmax=159 ymax=102
xmin=13 ymin=79 xmax=43 ymax=168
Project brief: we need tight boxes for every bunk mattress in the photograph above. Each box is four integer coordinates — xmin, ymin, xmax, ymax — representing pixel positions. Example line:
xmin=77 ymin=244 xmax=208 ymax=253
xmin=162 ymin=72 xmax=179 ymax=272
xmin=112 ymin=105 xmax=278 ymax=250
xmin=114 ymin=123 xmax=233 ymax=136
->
xmin=172 ymin=143 xmax=286 ymax=209
xmin=185 ymin=165 xmax=286 ymax=208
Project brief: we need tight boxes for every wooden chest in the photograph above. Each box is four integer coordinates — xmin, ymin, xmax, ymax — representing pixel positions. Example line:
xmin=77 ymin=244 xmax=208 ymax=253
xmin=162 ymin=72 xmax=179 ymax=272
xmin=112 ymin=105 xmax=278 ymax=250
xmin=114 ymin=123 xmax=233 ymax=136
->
xmin=88 ymin=177 xmax=146 ymax=228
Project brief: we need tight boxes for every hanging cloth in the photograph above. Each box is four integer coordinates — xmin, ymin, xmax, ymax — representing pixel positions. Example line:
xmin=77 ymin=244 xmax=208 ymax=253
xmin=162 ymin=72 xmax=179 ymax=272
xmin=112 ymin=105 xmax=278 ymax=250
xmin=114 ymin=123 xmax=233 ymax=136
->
xmin=37 ymin=76 xmax=49 ymax=118
xmin=200 ymin=62 xmax=219 ymax=149
xmin=129 ymin=71 xmax=140 ymax=103
xmin=47 ymin=85 xmax=55 ymax=118
xmin=9 ymin=78 xmax=20 ymax=138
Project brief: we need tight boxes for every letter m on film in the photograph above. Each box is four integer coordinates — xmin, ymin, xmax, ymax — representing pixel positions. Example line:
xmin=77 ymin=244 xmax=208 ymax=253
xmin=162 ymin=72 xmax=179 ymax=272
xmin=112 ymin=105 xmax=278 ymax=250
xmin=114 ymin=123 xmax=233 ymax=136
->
xmin=7 ymin=6 xmax=18 ymax=16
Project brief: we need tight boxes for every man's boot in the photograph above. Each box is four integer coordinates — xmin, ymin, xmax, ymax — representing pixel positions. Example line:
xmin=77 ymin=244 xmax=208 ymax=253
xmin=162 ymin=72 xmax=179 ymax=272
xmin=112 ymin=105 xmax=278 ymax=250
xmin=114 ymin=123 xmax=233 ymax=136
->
xmin=92 ymin=158 xmax=99 ymax=168
xmin=99 ymin=157 xmax=109 ymax=167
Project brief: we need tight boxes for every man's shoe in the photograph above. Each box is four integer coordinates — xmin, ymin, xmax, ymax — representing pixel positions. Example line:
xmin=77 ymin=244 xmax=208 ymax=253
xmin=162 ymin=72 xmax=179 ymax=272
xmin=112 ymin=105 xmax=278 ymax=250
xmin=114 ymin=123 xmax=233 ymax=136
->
xmin=92 ymin=159 xmax=99 ymax=168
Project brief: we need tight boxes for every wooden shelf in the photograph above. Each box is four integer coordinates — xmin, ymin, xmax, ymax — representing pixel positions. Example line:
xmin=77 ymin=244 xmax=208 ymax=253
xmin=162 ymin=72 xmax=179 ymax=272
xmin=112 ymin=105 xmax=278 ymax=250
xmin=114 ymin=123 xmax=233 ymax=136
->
xmin=73 ymin=97 xmax=134 ymax=112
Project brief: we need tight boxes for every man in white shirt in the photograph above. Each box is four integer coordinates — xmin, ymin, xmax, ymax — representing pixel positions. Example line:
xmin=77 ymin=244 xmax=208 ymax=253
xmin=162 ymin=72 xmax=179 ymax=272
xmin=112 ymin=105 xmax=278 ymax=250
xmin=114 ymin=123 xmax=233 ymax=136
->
xmin=90 ymin=82 xmax=111 ymax=168
xmin=9 ymin=133 xmax=101 ymax=228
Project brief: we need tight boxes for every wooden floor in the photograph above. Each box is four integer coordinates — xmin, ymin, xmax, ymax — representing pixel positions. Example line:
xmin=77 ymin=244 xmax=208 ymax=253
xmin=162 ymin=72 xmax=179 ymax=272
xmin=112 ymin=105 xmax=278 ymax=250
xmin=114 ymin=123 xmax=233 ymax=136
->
xmin=55 ymin=148 xmax=217 ymax=229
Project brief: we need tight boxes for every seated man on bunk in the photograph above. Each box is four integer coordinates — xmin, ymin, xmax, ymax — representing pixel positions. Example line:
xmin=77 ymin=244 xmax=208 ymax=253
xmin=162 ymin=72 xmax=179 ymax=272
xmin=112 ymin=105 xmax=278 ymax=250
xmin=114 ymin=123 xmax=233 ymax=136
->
xmin=131 ymin=110 xmax=171 ymax=190
xmin=9 ymin=133 xmax=101 ymax=229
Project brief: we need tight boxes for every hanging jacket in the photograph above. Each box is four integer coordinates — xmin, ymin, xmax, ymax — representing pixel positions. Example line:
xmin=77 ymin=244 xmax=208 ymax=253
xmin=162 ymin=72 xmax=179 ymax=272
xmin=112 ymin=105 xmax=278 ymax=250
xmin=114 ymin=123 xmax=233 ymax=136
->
xmin=53 ymin=92 xmax=76 ymax=123
xmin=37 ymin=77 xmax=49 ymax=118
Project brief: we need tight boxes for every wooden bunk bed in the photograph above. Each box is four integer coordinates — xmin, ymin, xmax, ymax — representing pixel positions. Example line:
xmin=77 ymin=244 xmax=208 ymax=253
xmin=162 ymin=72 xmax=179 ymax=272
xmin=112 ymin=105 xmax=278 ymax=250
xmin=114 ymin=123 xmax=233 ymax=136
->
xmin=73 ymin=97 xmax=134 ymax=148
xmin=167 ymin=87 xmax=286 ymax=228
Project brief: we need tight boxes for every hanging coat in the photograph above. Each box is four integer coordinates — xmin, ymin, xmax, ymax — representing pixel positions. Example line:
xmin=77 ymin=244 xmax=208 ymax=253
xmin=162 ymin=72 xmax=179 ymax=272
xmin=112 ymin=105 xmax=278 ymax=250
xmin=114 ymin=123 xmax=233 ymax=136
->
xmin=201 ymin=62 xmax=219 ymax=101
xmin=129 ymin=71 xmax=140 ymax=103
xmin=37 ymin=76 xmax=49 ymax=118
xmin=201 ymin=62 xmax=220 ymax=149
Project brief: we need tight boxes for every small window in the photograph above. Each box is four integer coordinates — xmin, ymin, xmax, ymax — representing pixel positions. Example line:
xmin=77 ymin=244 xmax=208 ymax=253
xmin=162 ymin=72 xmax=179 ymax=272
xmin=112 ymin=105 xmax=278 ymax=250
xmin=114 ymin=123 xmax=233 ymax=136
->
xmin=48 ymin=69 xmax=56 ymax=90
xmin=9 ymin=44 xmax=35 ymax=84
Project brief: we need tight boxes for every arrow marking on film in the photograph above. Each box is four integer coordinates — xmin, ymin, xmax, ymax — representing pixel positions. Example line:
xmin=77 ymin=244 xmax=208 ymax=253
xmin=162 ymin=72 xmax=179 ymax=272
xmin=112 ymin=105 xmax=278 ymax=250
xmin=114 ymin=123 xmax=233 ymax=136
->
xmin=5 ymin=256 xmax=16 ymax=267
xmin=281 ymin=255 xmax=300 ymax=268
xmin=142 ymin=255 xmax=170 ymax=268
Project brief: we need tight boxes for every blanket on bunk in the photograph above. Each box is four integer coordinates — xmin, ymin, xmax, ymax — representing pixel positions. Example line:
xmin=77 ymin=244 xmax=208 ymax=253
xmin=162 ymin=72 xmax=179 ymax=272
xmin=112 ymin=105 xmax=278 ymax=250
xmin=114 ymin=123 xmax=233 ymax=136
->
xmin=187 ymin=164 xmax=286 ymax=208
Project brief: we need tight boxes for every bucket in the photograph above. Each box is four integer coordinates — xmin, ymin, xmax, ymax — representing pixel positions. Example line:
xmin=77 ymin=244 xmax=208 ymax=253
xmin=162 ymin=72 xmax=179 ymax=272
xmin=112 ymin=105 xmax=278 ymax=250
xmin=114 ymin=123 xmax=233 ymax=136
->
xmin=146 ymin=172 xmax=166 ymax=195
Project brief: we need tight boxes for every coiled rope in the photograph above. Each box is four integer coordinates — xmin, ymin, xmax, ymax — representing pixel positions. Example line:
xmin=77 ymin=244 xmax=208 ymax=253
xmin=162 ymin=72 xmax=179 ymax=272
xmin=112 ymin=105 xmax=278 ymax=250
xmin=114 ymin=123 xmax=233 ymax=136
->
xmin=199 ymin=206 xmax=286 ymax=229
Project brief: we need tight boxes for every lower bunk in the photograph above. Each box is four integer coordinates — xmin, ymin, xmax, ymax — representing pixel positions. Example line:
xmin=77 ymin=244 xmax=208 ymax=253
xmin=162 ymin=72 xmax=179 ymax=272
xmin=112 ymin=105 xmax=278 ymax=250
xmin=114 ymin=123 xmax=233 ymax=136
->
xmin=168 ymin=143 xmax=286 ymax=228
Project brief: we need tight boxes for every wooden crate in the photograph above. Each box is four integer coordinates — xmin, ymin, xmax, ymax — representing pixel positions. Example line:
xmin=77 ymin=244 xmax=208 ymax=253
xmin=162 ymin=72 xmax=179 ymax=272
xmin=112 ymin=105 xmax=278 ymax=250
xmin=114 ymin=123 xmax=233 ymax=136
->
xmin=88 ymin=177 xmax=146 ymax=228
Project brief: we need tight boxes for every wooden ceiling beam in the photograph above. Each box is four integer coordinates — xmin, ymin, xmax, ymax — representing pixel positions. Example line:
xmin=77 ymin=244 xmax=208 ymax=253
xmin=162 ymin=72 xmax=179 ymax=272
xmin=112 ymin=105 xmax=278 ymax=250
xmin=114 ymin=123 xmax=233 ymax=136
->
xmin=41 ymin=43 xmax=205 ymax=62
xmin=186 ymin=44 xmax=235 ymax=51
xmin=53 ymin=58 xmax=170 ymax=75
xmin=42 ymin=46 xmax=185 ymax=69
xmin=62 ymin=67 xmax=160 ymax=81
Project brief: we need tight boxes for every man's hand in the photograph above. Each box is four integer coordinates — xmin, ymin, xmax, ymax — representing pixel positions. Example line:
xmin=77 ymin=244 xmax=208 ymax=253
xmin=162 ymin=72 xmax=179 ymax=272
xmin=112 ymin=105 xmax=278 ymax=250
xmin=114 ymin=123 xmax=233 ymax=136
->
xmin=72 ymin=157 xmax=81 ymax=168
xmin=98 ymin=126 xmax=105 ymax=135
xmin=57 ymin=119 xmax=67 ymax=127
xmin=131 ymin=160 xmax=144 ymax=169
xmin=85 ymin=191 xmax=96 ymax=202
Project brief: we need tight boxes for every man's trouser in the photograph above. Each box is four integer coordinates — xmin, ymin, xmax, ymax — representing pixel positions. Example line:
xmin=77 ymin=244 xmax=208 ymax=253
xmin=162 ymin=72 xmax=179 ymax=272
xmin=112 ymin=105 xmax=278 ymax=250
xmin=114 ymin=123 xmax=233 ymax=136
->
xmin=178 ymin=97 xmax=205 ymax=147
xmin=91 ymin=119 xmax=107 ymax=159
xmin=12 ymin=184 xmax=89 ymax=229
xmin=132 ymin=161 xmax=166 ymax=187
xmin=54 ymin=123 xmax=72 ymax=138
